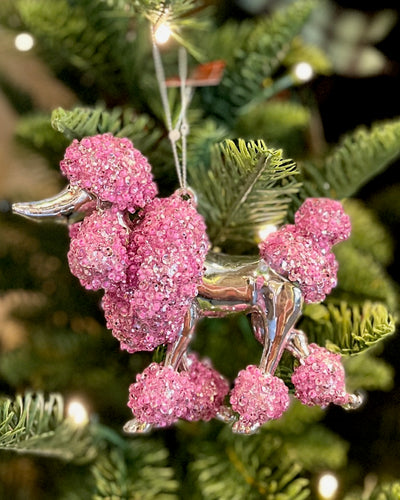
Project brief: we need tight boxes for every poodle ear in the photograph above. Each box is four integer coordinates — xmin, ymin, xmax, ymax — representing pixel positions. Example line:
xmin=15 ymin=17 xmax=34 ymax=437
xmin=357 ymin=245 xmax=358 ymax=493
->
xmin=12 ymin=185 xmax=92 ymax=224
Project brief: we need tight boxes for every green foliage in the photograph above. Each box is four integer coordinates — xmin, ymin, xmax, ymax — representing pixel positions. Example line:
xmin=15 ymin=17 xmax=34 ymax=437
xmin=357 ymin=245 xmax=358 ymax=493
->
xmin=265 ymin=399 xmax=324 ymax=436
xmin=190 ymin=430 xmax=310 ymax=500
xmin=343 ymin=199 xmax=394 ymax=266
xmin=346 ymin=481 xmax=400 ymax=500
xmin=265 ymin=401 xmax=348 ymax=472
xmin=301 ymin=301 xmax=396 ymax=356
xmin=190 ymin=139 xmax=300 ymax=250
xmin=283 ymin=38 xmax=332 ymax=76
xmin=0 ymin=393 xmax=97 ymax=463
xmin=51 ymin=106 xmax=163 ymax=155
xmin=300 ymin=118 xmax=400 ymax=200
xmin=92 ymin=440 xmax=179 ymax=499
xmin=344 ymin=351 xmax=394 ymax=392
xmin=15 ymin=0 xmax=151 ymax=104
xmin=369 ymin=481 xmax=400 ymax=500
xmin=282 ymin=425 xmax=349 ymax=471
xmin=334 ymin=243 xmax=398 ymax=311
xmin=201 ymin=0 xmax=318 ymax=122
xmin=131 ymin=0 xmax=197 ymax=24
xmin=1 ymin=0 xmax=400 ymax=496
xmin=235 ymin=101 xmax=311 ymax=153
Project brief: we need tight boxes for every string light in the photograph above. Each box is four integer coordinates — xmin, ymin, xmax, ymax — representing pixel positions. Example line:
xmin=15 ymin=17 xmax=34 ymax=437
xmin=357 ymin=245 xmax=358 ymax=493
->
xmin=258 ymin=224 xmax=277 ymax=241
xmin=154 ymin=23 xmax=172 ymax=45
xmin=14 ymin=32 xmax=35 ymax=52
xmin=317 ymin=472 xmax=339 ymax=500
xmin=293 ymin=61 xmax=314 ymax=82
xmin=67 ymin=399 xmax=89 ymax=425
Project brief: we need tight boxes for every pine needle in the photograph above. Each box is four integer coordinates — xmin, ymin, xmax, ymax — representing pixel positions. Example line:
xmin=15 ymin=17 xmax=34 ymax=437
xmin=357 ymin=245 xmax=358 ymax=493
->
xmin=190 ymin=139 xmax=300 ymax=250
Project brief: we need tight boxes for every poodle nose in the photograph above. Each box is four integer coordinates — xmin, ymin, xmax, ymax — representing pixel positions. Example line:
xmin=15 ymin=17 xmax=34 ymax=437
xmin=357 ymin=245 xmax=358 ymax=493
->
xmin=12 ymin=185 xmax=93 ymax=223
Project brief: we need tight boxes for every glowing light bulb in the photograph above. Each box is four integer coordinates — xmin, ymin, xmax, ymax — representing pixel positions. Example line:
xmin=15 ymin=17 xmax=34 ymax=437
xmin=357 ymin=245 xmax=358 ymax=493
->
xmin=294 ymin=62 xmax=314 ymax=82
xmin=154 ymin=23 xmax=172 ymax=45
xmin=258 ymin=224 xmax=277 ymax=241
xmin=318 ymin=472 xmax=339 ymax=500
xmin=14 ymin=33 xmax=35 ymax=52
xmin=67 ymin=399 xmax=89 ymax=425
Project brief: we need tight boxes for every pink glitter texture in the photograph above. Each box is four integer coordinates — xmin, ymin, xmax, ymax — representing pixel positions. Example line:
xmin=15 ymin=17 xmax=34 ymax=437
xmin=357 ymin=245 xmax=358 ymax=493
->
xmin=60 ymin=133 xmax=157 ymax=212
xmin=102 ymin=192 xmax=210 ymax=352
xmin=184 ymin=354 xmax=230 ymax=421
xmin=291 ymin=343 xmax=350 ymax=407
xmin=127 ymin=363 xmax=193 ymax=427
xmin=295 ymin=197 xmax=351 ymax=247
xmin=68 ymin=208 xmax=131 ymax=291
xmin=259 ymin=225 xmax=338 ymax=303
xmin=102 ymin=288 xmax=180 ymax=352
xmin=259 ymin=198 xmax=351 ymax=303
xmin=230 ymin=365 xmax=290 ymax=428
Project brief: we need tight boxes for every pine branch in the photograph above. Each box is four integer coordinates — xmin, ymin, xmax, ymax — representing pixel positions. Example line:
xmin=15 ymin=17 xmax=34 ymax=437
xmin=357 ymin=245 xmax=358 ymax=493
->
xmin=131 ymin=0 xmax=198 ymax=24
xmin=283 ymin=38 xmax=332 ymax=76
xmin=51 ymin=106 xmax=163 ymax=155
xmin=345 ymin=481 xmax=400 ymax=500
xmin=282 ymin=425 xmax=348 ymax=471
xmin=334 ymin=243 xmax=398 ymax=310
xmin=344 ymin=352 xmax=394 ymax=392
xmin=343 ymin=199 xmax=394 ymax=267
xmin=264 ymin=403 xmax=348 ymax=472
xmin=264 ymin=399 xmax=324 ymax=436
xmin=300 ymin=301 xmax=396 ymax=356
xmin=201 ymin=0 xmax=318 ymax=122
xmin=190 ymin=139 xmax=300 ymax=251
xmin=0 ymin=328 xmax=137 ymax=421
xmin=190 ymin=430 xmax=310 ymax=500
xmin=235 ymin=100 xmax=311 ymax=147
xmin=0 ymin=392 xmax=97 ymax=463
xmin=187 ymin=118 xmax=229 ymax=168
xmin=369 ymin=482 xmax=400 ymax=500
xmin=92 ymin=440 xmax=179 ymax=499
xmin=15 ymin=0 xmax=150 ymax=103
xmin=300 ymin=118 xmax=400 ymax=199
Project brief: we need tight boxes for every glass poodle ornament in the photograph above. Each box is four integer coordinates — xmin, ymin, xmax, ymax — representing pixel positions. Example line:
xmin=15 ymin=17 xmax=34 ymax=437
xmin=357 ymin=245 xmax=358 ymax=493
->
xmin=12 ymin=133 xmax=362 ymax=435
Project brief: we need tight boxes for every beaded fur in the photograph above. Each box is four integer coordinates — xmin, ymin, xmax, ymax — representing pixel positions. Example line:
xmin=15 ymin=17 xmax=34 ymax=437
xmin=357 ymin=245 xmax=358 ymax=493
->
xmin=259 ymin=197 xmax=350 ymax=303
xmin=60 ymin=133 xmax=158 ymax=212
xmin=230 ymin=365 xmax=290 ymax=428
xmin=292 ymin=344 xmax=350 ymax=407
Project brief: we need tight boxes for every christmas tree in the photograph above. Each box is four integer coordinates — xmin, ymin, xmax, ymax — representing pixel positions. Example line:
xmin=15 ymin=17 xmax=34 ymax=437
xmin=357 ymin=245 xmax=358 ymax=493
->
xmin=0 ymin=0 xmax=400 ymax=498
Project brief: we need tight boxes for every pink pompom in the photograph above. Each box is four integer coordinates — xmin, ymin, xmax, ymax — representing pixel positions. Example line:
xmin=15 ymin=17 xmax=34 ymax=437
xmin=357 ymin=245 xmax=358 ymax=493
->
xmin=230 ymin=365 xmax=289 ymax=431
xmin=259 ymin=225 xmax=338 ymax=303
xmin=60 ymin=133 xmax=158 ymax=212
xmin=127 ymin=363 xmax=193 ymax=427
xmin=291 ymin=343 xmax=350 ymax=407
xmin=294 ymin=198 xmax=351 ymax=247
xmin=68 ymin=208 xmax=131 ymax=291
xmin=102 ymin=192 xmax=209 ymax=353
xmin=184 ymin=354 xmax=230 ymax=422
xmin=102 ymin=288 xmax=181 ymax=352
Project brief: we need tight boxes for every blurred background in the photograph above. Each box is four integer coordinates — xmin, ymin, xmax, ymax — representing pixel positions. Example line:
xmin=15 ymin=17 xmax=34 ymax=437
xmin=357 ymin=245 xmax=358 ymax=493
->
xmin=0 ymin=0 xmax=400 ymax=498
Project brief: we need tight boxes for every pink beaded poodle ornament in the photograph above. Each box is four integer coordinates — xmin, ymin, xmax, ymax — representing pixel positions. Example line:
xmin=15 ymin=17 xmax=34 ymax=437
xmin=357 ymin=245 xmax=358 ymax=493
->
xmin=11 ymin=39 xmax=361 ymax=435
xmin=12 ymin=133 xmax=361 ymax=435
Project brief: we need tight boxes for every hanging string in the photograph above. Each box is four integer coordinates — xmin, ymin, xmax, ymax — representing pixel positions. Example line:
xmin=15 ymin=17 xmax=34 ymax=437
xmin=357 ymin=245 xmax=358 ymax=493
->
xmin=178 ymin=47 xmax=192 ymax=190
xmin=151 ymin=30 xmax=183 ymax=188
xmin=151 ymin=27 xmax=192 ymax=191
